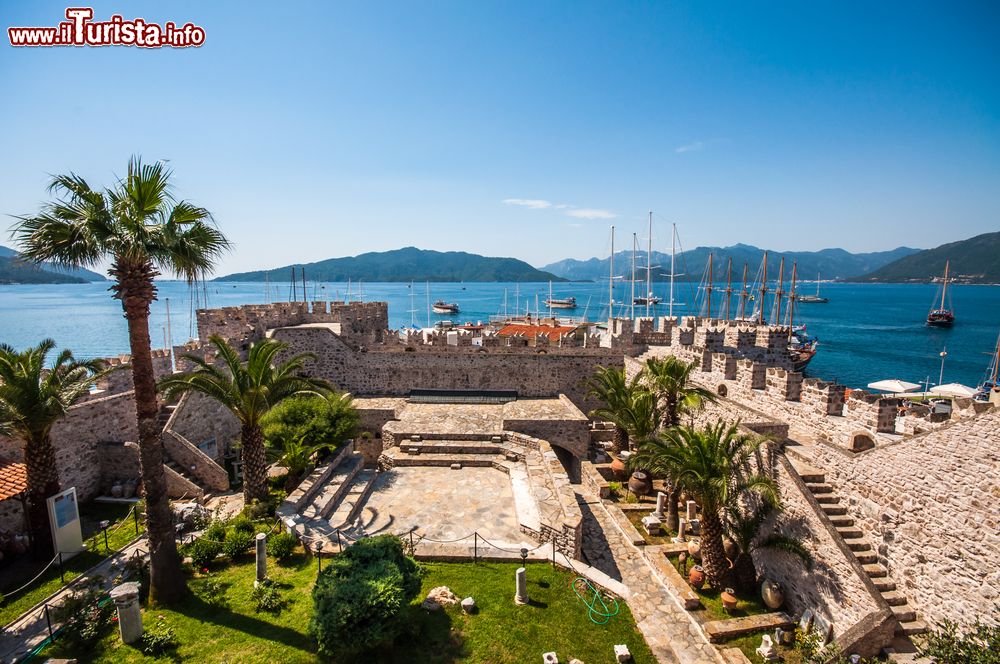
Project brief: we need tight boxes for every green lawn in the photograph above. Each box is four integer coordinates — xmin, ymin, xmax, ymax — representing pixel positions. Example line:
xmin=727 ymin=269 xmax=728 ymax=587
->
xmin=43 ymin=553 xmax=657 ymax=663
xmin=0 ymin=501 xmax=144 ymax=627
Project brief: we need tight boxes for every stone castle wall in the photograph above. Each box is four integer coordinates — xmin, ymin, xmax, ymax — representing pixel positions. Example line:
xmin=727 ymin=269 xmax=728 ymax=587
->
xmin=802 ymin=410 xmax=1000 ymax=630
xmin=270 ymin=326 xmax=623 ymax=407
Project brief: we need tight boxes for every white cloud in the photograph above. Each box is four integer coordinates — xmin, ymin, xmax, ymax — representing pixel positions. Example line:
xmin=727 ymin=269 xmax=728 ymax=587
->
xmin=502 ymin=198 xmax=553 ymax=209
xmin=566 ymin=208 xmax=617 ymax=220
xmin=675 ymin=141 xmax=705 ymax=154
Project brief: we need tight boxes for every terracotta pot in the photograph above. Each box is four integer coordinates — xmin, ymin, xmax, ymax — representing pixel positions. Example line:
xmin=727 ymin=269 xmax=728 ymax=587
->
xmin=687 ymin=539 xmax=701 ymax=561
xmin=721 ymin=588 xmax=738 ymax=612
xmin=609 ymin=455 xmax=627 ymax=478
xmin=628 ymin=471 xmax=653 ymax=496
xmin=688 ymin=565 xmax=705 ymax=589
xmin=760 ymin=579 xmax=785 ymax=610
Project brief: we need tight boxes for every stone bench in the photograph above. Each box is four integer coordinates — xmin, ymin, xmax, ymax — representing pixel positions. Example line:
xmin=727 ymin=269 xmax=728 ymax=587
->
xmin=703 ymin=612 xmax=794 ymax=643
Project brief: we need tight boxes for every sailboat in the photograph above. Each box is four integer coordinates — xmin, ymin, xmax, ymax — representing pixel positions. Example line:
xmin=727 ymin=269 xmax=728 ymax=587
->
xmin=926 ymin=260 xmax=955 ymax=327
xmin=543 ymin=280 xmax=577 ymax=309
xmin=633 ymin=212 xmax=661 ymax=308
xmin=976 ymin=332 xmax=1000 ymax=401
xmin=797 ymin=272 xmax=829 ymax=303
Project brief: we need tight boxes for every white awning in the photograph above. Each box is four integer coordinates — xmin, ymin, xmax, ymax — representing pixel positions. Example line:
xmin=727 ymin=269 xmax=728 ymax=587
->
xmin=867 ymin=379 xmax=921 ymax=394
xmin=929 ymin=383 xmax=978 ymax=398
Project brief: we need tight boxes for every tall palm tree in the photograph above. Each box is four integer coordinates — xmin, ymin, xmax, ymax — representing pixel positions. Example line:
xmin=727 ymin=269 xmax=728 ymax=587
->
xmin=160 ymin=335 xmax=332 ymax=504
xmin=641 ymin=356 xmax=716 ymax=427
xmin=619 ymin=387 xmax=661 ymax=451
xmin=584 ymin=366 xmax=641 ymax=454
xmin=634 ymin=422 xmax=778 ymax=588
xmin=12 ymin=157 xmax=229 ymax=603
xmin=0 ymin=341 xmax=109 ymax=557
xmin=640 ymin=356 xmax=717 ymax=530
xmin=725 ymin=500 xmax=813 ymax=593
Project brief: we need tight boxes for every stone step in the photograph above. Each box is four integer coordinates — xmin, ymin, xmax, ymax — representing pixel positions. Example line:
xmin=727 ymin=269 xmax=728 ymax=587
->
xmin=300 ymin=455 xmax=362 ymax=520
xmin=844 ymin=538 xmax=871 ymax=552
xmin=822 ymin=505 xmax=848 ymax=516
xmin=805 ymin=483 xmax=833 ymax=494
xmin=386 ymin=452 xmax=506 ymax=468
xmin=836 ymin=526 xmax=863 ymax=539
xmin=863 ymin=564 xmax=888 ymax=578
xmin=891 ymin=605 xmax=917 ymax=623
xmin=399 ymin=441 xmax=506 ymax=456
xmin=881 ymin=591 xmax=907 ymax=606
xmin=873 ymin=577 xmax=896 ymax=591
xmin=896 ymin=619 xmax=930 ymax=637
xmin=815 ymin=494 xmax=840 ymax=504
xmin=328 ymin=469 xmax=379 ymax=528
xmin=828 ymin=515 xmax=854 ymax=527
xmin=855 ymin=551 xmax=878 ymax=564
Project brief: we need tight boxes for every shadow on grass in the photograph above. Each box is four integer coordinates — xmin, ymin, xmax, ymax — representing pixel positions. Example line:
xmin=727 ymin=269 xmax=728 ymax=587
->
xmin=180 ymin=592 xmax=315 ymax=655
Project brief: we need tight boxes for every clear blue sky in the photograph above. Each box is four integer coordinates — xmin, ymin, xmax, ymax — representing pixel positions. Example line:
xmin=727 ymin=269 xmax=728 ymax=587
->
xmin=2 ymin=1 xmax=998 ymax=275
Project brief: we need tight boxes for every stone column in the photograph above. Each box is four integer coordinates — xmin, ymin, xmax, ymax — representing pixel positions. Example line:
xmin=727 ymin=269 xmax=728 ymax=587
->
xmin=654 ymin=492 xmax=666 ymax=519
xmin=255 ymin=532 xmax=267 ymax=586
xmin=109 ymin=582 xmax=143 ymax=644
xmin=514 ymin=567 xmax=529 ymax=605
xmin=686 ymin=500 xmax=698 ymax=521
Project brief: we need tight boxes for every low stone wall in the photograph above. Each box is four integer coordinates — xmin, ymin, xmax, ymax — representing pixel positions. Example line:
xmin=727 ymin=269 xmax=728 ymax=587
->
xmin=161 ymin=431 xmax=230 ymax=493
xmin=98 ymin=441 xmax=141 ymax=493
xmin=802 ymin=409 xmax=1000 ymax=630
xmin=0 ymin=497 xmax=25 ymax=535
xmin=0 ymin=391 xmax=139 ymax=501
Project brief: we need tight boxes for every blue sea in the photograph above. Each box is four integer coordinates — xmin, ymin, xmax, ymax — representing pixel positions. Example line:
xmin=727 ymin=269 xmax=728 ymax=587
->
xmin=0 ymin=280 xmax=997 ymax=390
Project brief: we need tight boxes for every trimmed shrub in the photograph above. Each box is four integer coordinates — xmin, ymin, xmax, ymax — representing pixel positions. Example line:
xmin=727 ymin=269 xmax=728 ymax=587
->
xmin=185 ymin=537 xmax=223 ymax=569
xmin=229 ymin=514 xmax=255 ymax=535
xmin=139 ymin=618 xmax=178 ymax=656
xmin=53 ymin=582 xmax=114 ymax=651
xmin=251 ymin=580 xmax=284 ymax=614
xmin=204 ymin=519 xmax=227 ymax=542
xmin=310 ymin=535 xmax=421 ymax=658
xmin=223 ymin=530 xmax=255 ymax=559
xmin=268 ymin=531 xmax=298 ymax=561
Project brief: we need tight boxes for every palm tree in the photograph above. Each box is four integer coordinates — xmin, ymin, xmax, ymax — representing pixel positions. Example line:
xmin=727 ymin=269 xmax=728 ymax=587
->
xmin=639 ymin=356 xmax=717 ymax=530
xmin=267 ymin=434 xmax=323 ymax=491
xmin=725 ymin=501 xmax=813 ymax=593
xmin=0 ymin=341 xmax=109 ymax=557
xmin=641 ymin=356 xmax=716 ymax=427
xmin=619 ymin=387 xmax=661 ymax=451
xmin=12 ymin=157 xmax=229 ymax=603
xmin=584 ymin=366 xmax=642 ymax=454
xmin=160 ymin=335 xmax=332 ymax=504
xmin=635 ymin=422 xmax=778 ymax=588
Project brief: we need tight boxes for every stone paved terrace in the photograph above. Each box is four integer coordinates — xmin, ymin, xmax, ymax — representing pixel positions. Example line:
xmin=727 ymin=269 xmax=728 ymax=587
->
xmin=384 ymin=402 xmax=506 ymax=436
xmin=358 ymin=466 xmax=529 ymax=547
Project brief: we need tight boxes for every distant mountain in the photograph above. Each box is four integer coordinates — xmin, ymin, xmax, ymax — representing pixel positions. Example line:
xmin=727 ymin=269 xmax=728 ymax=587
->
xmin=216 ymin=247 xmax=567 ymax=283
xmin=0 ymin=245 xmax=107 ymax=284
xmin=854 ymin=231 xmax=1000 ymax=284
xmin=541 ymin=244 xmax=921 ymax=282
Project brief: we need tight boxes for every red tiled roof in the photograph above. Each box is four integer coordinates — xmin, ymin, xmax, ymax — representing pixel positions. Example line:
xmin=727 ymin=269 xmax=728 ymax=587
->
xmin=497 ymin=323 xmax=578 ymax=341
xmin=0 ymin=457 xmax=28 ymax=501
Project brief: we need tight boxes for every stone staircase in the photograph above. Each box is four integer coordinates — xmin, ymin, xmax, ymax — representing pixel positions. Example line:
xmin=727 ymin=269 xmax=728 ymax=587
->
xmin=378 ymin=435 xmax=523 ymax=471
xmin=795 ymin=461 xmax=929 ymax=639
xmin=155 ymin=402 xmax=215 ymax=498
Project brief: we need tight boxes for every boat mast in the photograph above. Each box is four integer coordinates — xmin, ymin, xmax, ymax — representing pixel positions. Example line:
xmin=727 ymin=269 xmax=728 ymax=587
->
xmin=302 ymin=267 xmax=307 ymax=303
xmin=758 ymin=251 xmax=768 ymax=325
xmin=609 ymin=225 xmax=615 ymax=322
xmin=669 ymin=223 xmax=676 ymax=318
xmin=774 ymin=257 xmax=785 ymax=325
xmin=410 ymin=281 xmax=416 ymax=328
xmin=425 ymin=281 xmax=430 ymax=328
xmin=738 ymin=262 xmax=749 ymax=320
xmin=291 ymin=267 xmax=296 ymax=302
xmin=646 ymin=210 xmax=653 ymax=318
xmin=723 ymin=257 xmax=733 ymax=321
xmin=787 ymin=262 xmax=798 ymax=336
xmin=548 ymin=280 xmax=553 ymax=318
xmin=631 ymin=233 xmax=637 ymax=320
xmin=705 ymin=253 xmax=714 ymax=318
xmin=940 ymin=260 xmax=950 ymax=310
xmin=816 ymin=272 xmax=821 ymax=298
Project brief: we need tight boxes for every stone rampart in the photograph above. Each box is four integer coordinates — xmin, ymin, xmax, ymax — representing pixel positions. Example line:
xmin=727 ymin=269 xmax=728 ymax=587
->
xmin=196 ymin=300 xmax=388 ymax=345
xmin=270 ymin=326 xmax=623 ymax=408
xmin=801 ymin=410 xmax=1000 ymax=630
